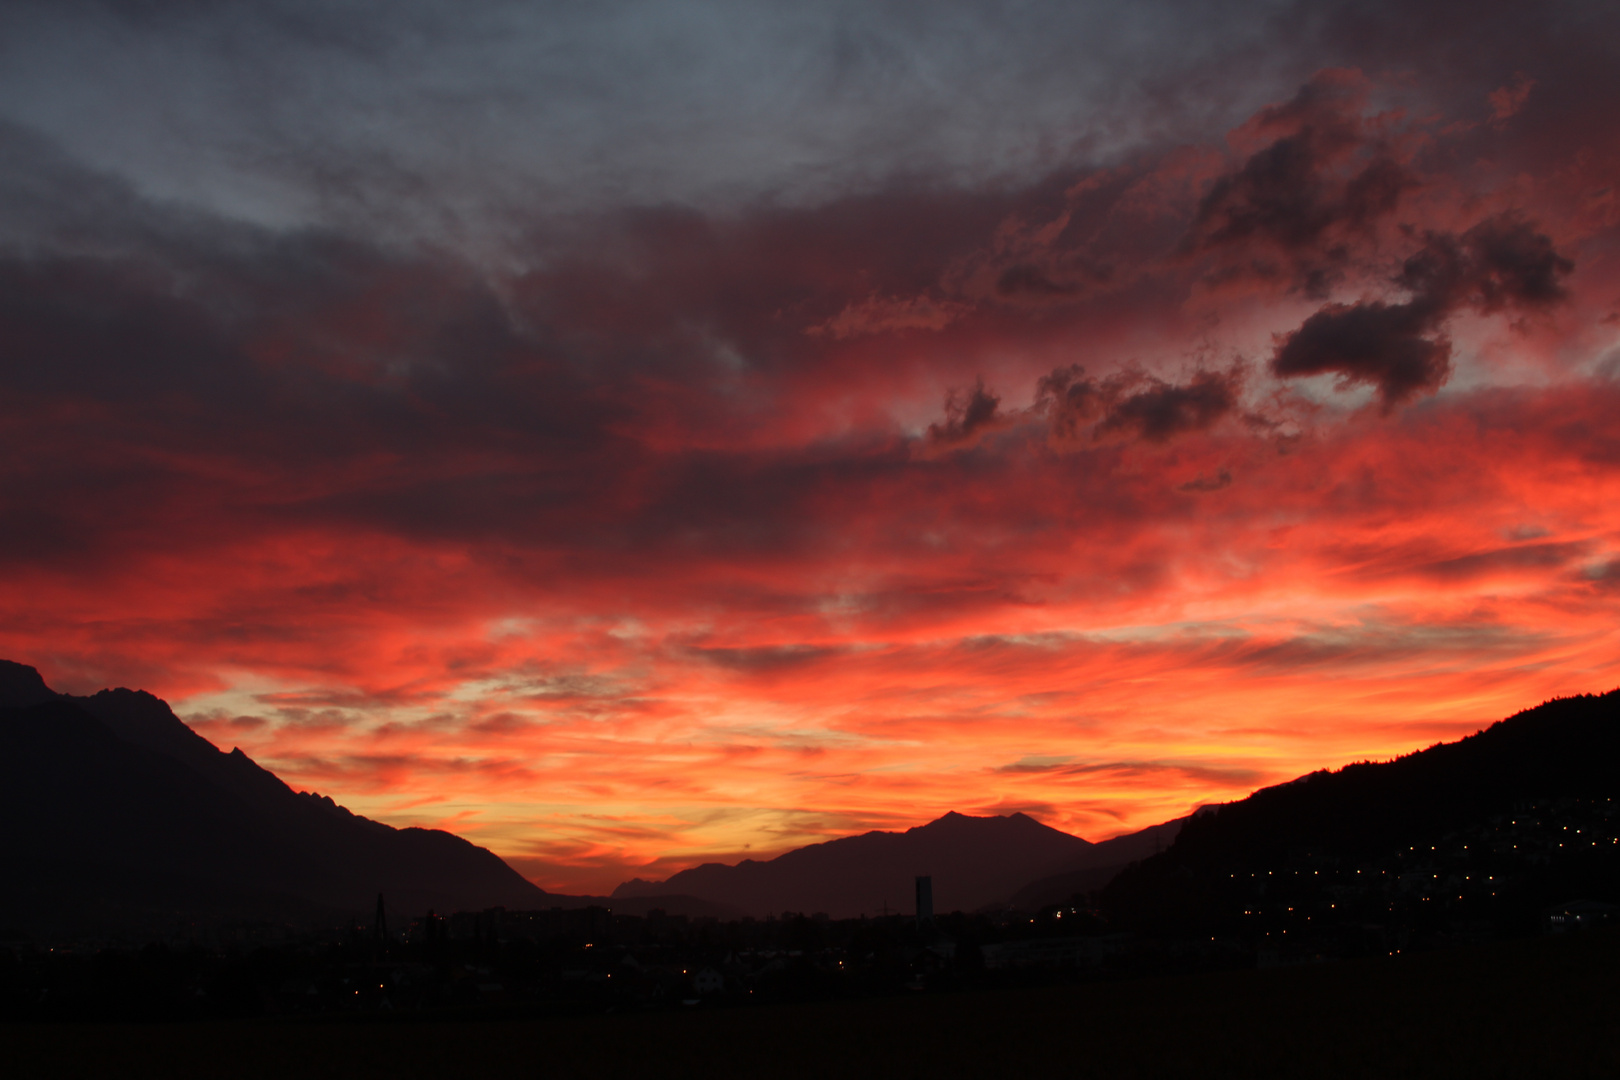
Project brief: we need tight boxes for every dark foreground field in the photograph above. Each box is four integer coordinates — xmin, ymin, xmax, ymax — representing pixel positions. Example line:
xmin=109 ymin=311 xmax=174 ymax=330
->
xmin=5 ymin=929 xmax=1617 ymax=1079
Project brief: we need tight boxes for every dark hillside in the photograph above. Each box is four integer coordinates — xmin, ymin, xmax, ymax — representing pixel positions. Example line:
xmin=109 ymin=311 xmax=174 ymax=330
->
xmin=1003 ymin=816 xmax=1186 ymax=910
xmin=1102 ymin=690 xmax=1620 ymax=936
xmin=0 ymin=662 xmax=548 ymax=937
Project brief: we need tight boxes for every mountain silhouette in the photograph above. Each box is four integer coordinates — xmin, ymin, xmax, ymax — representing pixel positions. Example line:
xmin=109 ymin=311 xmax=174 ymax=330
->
xmin=1004 ymin=816 xmax=1187 ymax=910
xmin=0 ymin=661 xmax=547 ymax=936
xmin=613 ymin=810 xmax=1109 ymax=918
xmin=1101 ymin=689 xmax=1620 ymax=931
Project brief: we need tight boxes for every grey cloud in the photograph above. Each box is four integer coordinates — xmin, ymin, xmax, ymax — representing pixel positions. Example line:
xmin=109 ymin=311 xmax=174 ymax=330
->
xmin=1095 ymin=369 xmax=1242 ymax=442
xmin=928 ymin=364 xmax=1242 ymax=451
xmin=1180 ymin=469 xmax=1233 ymax=493
xmin=927 ymin=379 xmax=1003 ymax=446
xmin=1185 ymin=71 xmax=1415 ymax=294
xmin=686 ymin=644 xmax=845 ymax=673
xmin=996 ymin=263 xmax=1082 ymax=298
xmin=1271 ymin=298 xmax=1452 ymax=409
xmin=1272 ymin=213 xmax=1573 ymax=409
xmin=1399 ymin=215 xmax=1574 ymax=315
xmin=0 ymin=0 xmax=1373 ymax=244
xmin=1582 ymin=560 xmax=1620 ymax=591
xmin=1037 ymin=364 xmax=1243 ymax=444
xmin=1416 ymin=541 xmax=1590 ymax=583
xmin=0 ymin=0 xmax=1611 ymax=260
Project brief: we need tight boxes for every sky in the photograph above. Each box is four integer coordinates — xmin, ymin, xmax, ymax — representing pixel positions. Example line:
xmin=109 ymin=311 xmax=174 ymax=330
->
xmin=1 ymin=0 xmax=1617 ymax=895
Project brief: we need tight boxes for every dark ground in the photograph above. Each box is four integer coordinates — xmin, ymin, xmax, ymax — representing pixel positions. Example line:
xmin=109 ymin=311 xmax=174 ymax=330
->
xmin=4 ymin=927 xmax=1616 ymax=1079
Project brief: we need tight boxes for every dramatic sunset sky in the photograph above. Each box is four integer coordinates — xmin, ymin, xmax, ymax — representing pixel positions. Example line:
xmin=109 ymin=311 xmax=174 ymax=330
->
xmin=2 ymin=1 xmax=1617 ymax=894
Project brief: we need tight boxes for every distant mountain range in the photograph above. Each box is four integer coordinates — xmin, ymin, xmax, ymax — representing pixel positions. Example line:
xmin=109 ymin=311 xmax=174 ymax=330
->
xmin=4 ymin=658 xmax=1167 ymax=935
xmin=0 ymin=660 xmax=549 ymax=937
xmin=611 ymin=810 xmax=1181 ymax=919
xmin=13 ymin=657 xmax=1607 ymax=941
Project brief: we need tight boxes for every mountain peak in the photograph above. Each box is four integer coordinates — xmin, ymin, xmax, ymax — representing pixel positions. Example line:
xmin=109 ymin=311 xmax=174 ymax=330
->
xmin=912 ymin=810 xmax=1082 ymax=840
xmin=0 ymin=660 xmax=55 ymax=708
xmin=616 ymin=809 xmax=1095 ymax=916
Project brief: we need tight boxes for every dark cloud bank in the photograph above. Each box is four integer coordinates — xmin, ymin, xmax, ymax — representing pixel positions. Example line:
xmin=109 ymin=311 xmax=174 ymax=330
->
xmin=0 ymin=0 xmax=1609 ymax=590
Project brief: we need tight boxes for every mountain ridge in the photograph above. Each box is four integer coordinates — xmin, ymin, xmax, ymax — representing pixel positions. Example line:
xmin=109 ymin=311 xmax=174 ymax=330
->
xmin=0 ymin=660 xmax=549 ymax=935
xmin=1099 ymin=688 xmax=1620 ymax=933
xmin=612 ymin=807 xmax=1174 ymax=918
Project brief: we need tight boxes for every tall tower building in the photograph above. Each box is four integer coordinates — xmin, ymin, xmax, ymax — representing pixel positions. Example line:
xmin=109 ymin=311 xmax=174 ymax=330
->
xmin=915 ymin=875 xmax=934 ymax=928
